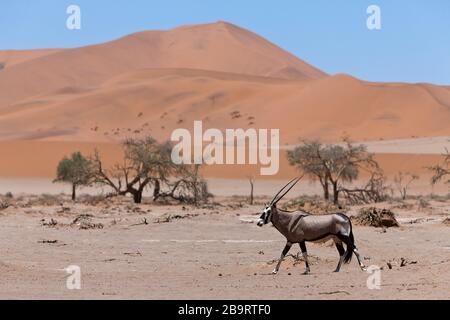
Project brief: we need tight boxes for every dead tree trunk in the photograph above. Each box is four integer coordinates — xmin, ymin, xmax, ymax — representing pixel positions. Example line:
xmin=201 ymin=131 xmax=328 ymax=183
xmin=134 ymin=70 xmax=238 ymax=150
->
xmin=332 ymin=181 xmax=339 ymax=205
xmin=153 ymin=179 xmax=160 ymax=201
xmin=247 ymin=176 xmax=254 ymax=205
xmin=132 ymin=191 xmax=143 ymax=204
xmin=71 ymin=184 xmax=77 ymax=201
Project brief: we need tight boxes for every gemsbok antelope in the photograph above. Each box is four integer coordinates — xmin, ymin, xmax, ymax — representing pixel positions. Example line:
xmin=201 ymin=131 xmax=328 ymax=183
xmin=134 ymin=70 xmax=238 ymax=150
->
xmin=257 ymin=177 xmax=366 ymax=274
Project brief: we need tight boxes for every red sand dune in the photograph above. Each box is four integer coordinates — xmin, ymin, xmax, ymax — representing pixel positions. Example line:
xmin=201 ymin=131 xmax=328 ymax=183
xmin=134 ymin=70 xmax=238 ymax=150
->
xmin=0 ymin=21 xmax=449 ymax=178
xmin=0 ymin=48 xmax=61 ymax=68
xmin=0 ymin=21 xmax=324 ymax=108
xmin=0 ymin=68 xmax=449 ymax=143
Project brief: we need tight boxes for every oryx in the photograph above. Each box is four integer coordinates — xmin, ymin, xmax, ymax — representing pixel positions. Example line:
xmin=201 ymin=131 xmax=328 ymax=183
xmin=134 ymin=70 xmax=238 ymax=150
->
xmin=257 ymin=177 xmax=366 ymax=274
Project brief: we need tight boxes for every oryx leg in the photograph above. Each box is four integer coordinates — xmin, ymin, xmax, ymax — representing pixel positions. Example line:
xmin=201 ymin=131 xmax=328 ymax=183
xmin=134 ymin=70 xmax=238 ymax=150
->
xmin=272 ymin=241 xmax=292 ymax=274
xmin=337 ymin=234 xmax=366 ymax=271
xmin=333 ymin=239 xmax=346 ymax=273
xmin=299 ymin=241 xmax=310 ymax=275
xmin=353 ymin=247 xmax=366 ymax=271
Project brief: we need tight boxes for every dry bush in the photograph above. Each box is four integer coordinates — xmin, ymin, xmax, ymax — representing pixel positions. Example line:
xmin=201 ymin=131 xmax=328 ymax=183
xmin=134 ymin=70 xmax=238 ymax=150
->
xmin=394 ymin=172 xmax=419 ymax=200
xmin=77 ymin=194 xmax=108 ymax=206
xmin=417 ymin=198 xmax=430 ymax=210
xmin=352 ymin=207 xmax=399 ymax=228
xmin=71 ymin=214 xmax=104 ymax=230
xmin=267 ymin=253 xmax=321 ymax=266
xmin=443 ymin=217 xmax=450 ymax=226
xmin=26 ymin=194 xmax=64 ymax=206
xmin=41 ymin=218 xmax=58 ymax=228
xmin=41 ymin=214 xmax=104 ymax=230
xmin=0 ymin=200 xmax=10 ymax=211
xmin=341 ymin=171 xmax=390 ymax=204
xmin=429 ymin=150 xmax=450 ymax=187
xmin=388 ymin=200 xmax=414 ymax=210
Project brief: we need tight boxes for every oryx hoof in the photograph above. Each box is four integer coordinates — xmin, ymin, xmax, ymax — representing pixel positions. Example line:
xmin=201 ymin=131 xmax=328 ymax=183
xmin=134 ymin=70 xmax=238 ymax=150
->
xmin=360 ymin=266 xmax=367 ymax=271
xmin=272 ymin=269 xmax=278 ymax=275
xmin=302 ymin=270 xmax=310 ymax=275
xmin=333 ymin=269 xmax=340 ymax=273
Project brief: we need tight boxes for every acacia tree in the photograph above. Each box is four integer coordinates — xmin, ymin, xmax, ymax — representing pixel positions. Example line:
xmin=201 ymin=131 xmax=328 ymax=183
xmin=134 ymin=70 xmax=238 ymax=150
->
xmin=287 ymin=139 xmax=381 ymax=204
xmin=429 ymin=149 xmax=450 ymax=188
xmin=90 ymin=137 xmax=174 ymax=203
xmin=54 ymin=152 xmax=93 ymax=200
xmin=91 ymin=136 xmax=210 ymax=204
xmin=287 ymin=140 xmax=331 ymax=201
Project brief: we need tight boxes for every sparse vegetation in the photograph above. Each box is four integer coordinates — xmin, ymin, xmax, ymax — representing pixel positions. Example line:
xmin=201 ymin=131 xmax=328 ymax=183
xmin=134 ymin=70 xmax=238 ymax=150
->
xmin=429 ymin=149 xmax=450 ymax=188
xmin=72 ymin=214 xmax=104 ymax=230
xmin=90 ymin=135 xmax=210 ymax=204
xmin=54 ymin=152 xmax=93 ymax=201
xmin=24 ymin=194 xmax=63 ymax=207
xmin=156 ymin=164 xmax=211 ymax=205
xmin=352 ymin=207 xmax=399 ymax=228
xmin=443 ymin=217 xmax=450 ymax=226
xmin=394 ymin=171 xmax=419 ymax=200
xmin=0 ymin=200 xmax=10 ymax=210
xmin=77 ymin=194 xmax=108 ymax=206
xmin=90 ymin=136 xmax=174 ymax=204
xmin=287 ymin=139 xmax=385 ymax=204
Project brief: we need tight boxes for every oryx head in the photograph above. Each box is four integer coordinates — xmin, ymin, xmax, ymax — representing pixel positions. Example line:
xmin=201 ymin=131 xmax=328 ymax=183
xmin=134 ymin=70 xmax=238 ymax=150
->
xmin=257 ymin=177 xmax=301 ymax=227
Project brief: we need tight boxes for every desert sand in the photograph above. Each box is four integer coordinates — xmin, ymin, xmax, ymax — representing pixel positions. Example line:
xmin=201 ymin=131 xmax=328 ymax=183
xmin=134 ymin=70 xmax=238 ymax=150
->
xmin=0 ymin=194 xmax=449 ymax=299
xmin=0 ymin=21 xmax=449 ymax=300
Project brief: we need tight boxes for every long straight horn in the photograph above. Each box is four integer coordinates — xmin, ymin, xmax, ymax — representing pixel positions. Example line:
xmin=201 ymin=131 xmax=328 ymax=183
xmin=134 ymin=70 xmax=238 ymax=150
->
xmin=269 ymin=177 xmax=299 ymax=205
xmin=273 ymin=175 xmax=303 ymax=205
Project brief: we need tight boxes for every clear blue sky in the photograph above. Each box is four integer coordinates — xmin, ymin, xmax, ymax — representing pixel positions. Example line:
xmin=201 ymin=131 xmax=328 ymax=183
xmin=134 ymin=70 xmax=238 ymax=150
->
xmin=1 ymin=0 xmax=449 ymax=85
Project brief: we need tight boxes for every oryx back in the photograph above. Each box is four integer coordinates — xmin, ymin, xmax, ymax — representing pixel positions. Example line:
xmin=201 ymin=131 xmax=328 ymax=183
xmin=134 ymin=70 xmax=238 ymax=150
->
xmin=301 ymin=213 xmax=351 ymax=242
xmin=272 ymin=211 xmax=351 ymax=243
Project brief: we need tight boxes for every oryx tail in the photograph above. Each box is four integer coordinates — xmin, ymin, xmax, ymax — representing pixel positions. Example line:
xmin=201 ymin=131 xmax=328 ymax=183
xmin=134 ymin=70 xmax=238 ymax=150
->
xmin=343 ymin=216 xmax=355 ymax=264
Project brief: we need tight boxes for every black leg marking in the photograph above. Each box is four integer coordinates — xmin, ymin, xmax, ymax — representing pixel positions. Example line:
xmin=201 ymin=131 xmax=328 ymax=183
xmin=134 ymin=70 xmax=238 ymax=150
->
xmin=334 ymin=241 xmax=346 ymax=272
xmin=273 ymin=241 xmax=292 ymax=274
xmin=299 ymin=241 xmax=310 ymax=275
